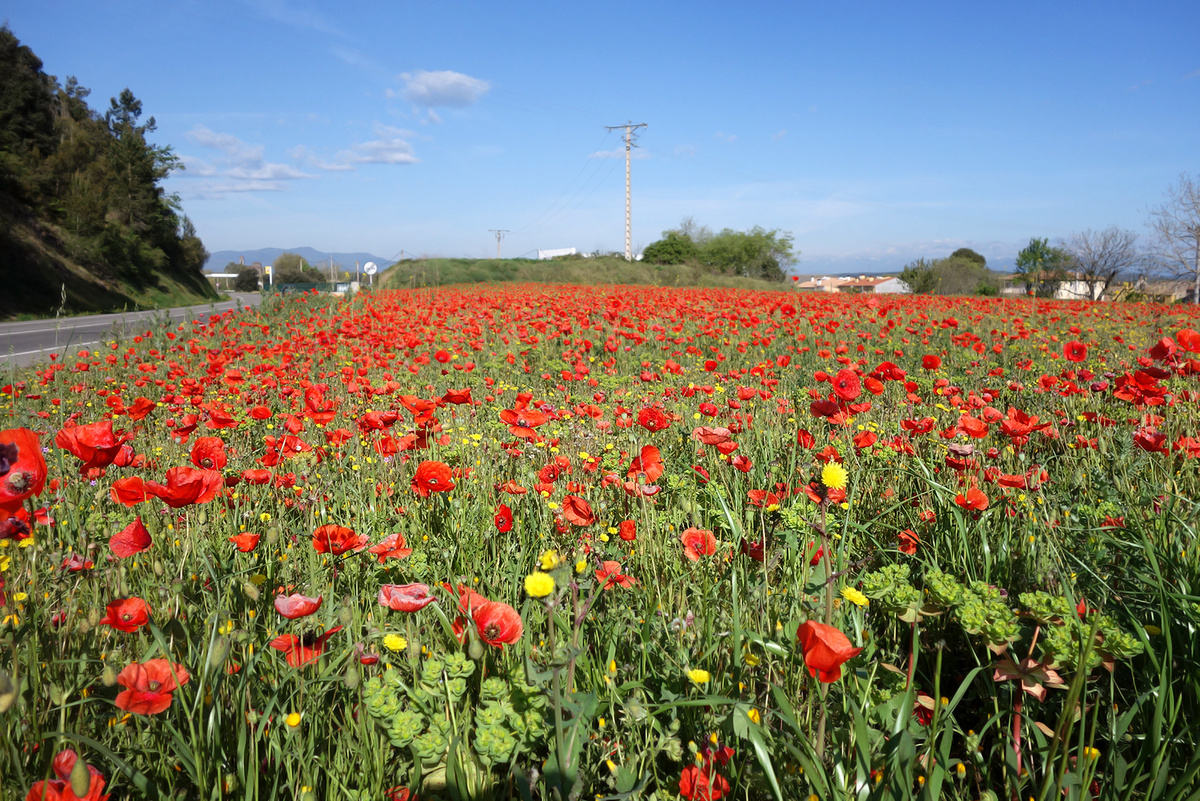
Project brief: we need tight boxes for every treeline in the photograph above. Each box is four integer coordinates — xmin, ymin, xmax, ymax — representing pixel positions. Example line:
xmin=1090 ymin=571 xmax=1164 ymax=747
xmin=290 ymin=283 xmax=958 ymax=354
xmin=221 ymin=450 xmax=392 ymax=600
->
xmin=640 ymin=217 xmax=794 ymax=282
xmin=899 ymin=248 xmax=1000 ymax=296
xmin=0 ymin=25 xmax=210 ymax=304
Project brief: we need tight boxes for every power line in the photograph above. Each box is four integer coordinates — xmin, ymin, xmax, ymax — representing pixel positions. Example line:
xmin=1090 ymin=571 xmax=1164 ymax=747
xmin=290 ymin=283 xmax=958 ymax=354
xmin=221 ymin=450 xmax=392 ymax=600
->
xmin=605 ymin=122 xmax=647 ymax=261
xmin=489 ymin=229 xmax=509 ymax=258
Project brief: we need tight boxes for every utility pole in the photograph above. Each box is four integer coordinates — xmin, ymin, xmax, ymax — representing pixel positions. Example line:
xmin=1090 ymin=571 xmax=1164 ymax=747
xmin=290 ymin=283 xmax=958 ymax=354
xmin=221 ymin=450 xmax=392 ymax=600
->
xmin=605 ymin=122 xmax=647 ymax=261
xmin=489 ymin=229 xmax=509 ymax=258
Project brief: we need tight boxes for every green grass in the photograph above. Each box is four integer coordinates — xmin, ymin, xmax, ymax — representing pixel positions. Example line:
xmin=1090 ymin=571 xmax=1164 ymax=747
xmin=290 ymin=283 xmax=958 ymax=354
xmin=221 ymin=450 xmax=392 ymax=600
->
xmin=378 ymin=255 xmax=784 ymax=290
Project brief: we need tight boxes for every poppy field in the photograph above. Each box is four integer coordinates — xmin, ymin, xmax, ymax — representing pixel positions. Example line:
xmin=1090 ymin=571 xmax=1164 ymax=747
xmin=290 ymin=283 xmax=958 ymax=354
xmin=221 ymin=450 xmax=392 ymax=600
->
xmin=2 ymin=284 xmax=1200 ymax=801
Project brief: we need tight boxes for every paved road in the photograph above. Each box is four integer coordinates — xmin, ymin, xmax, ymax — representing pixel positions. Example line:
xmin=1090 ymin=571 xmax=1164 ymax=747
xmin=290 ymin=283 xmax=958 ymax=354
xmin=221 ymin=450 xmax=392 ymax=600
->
xmin=0 ymin=293 xmax=261 ymax=368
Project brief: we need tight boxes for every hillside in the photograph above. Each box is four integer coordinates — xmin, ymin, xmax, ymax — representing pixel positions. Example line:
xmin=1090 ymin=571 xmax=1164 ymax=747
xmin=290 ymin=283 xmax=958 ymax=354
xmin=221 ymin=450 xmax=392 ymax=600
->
xmin=0 ymin=26 xmax=216 ymax=320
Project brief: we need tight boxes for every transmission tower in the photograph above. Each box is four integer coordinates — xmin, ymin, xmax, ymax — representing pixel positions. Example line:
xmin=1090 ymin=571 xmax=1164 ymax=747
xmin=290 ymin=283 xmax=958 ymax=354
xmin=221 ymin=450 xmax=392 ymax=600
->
xmin=605 ymin=122 xmax=646 ymax=261
xmin=489 ymin=229 xmax=509 ymax=258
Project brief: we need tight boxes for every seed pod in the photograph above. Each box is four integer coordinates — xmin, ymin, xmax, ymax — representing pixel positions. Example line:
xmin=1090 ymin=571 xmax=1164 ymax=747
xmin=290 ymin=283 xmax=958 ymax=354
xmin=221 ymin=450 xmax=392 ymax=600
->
xmin=207 ymin=636 xmax=231 ymax=673
xmin=0 ymin=670 xmax=16 ymax=713
xmin=70 ymin=756 xmax=91 ymax=797
xmin=100 ymin=666 xmax=118 ymax=687
xmin=241 ymin=581 xmax=260 ymax=602
xmin=153 ymin=559 xmax=165 ymax=577
xmin=344 ymin=664 xmax=360 ymax=690
xmin=86 ymin=608 xmax=101 ymax=626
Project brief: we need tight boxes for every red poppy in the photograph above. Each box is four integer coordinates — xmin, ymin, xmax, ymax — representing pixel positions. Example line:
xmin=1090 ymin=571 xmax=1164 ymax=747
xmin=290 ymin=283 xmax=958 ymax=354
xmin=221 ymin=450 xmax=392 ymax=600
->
xmin=897 ymin=529 xmax=920 ymax=555
xmin=562 ymin=495 xmax=596 ymax=526
xmin=1178 ymin=328 xmax=1200 ymax=353
xmin=312 ymin=524 xmax=368 ymax=555
xmin=241 ymin=469 xmax=272 ymax=485
xmin=494 ymin=503 xmax=513 ymax=533
xmin=1063 ymin=341 xmax=1088 ymax=363
xmin=411 ymin=460 xmax=455 ymax=497
xmin=0 ymin=428 xmax=46 ymax=514
xmin=443 ymin=582 xmax=492 ymax=614
xmin=618 ymin=519 xmax=637 ymax=541
xmin=955 ymin=487 xmax=989 ymax=511
xmin=189 ymin=437 xmax=228 ymax=470
xmin=109 ymin=517 xmax=152 ymax=558
xmin=110 ymin=476 xmax=151 ymax=506
xmin=25 ymin=749 xmax=110 ymax=801
xmin=269 ymin=625 xmax=343 ymax=668
xmin=921 ymin=355 xmax=942 ymax=371
xmin=228 ymin=532 xmax=261 ymax=552
xmin=831 ymin=368 xmax=862 ymax=402
xmin=99 ymin=597 xmax=152 ymax=632
xmin=274 ymin=593 xmax=323 ymax=619
xmin=627 ymin=445 xmax=664 ymax=482
xmin=636 ymin=405 xmax=671 ymax=432
xmin=378 ymin=583 xmax=436 ymax=612
xmin=692 ymin=426 xmax=733 ymax=447
xmin=145 ymin=467 xmax=223 ymax=508
xmin=114 ymin=658 xmax=190 ymax=715
xmin=368 ymin=532 xmax=413 ymax=562
xmin=54 ymin=421 xmax=132 ymax=473
xmin=797 ymin=621 xmax=863 ymax=682
xmin=61 ymin=553 xmax=94 ymax=572
xmin=679 ymin=761 xmax=731 ymax=801
xmin=595 ymin=561 xmax=636 ymax=590
xmin=472 ymin=601 xmax=523 ymax=647
xmin=681 ymin=527 xmax=718 ymax=561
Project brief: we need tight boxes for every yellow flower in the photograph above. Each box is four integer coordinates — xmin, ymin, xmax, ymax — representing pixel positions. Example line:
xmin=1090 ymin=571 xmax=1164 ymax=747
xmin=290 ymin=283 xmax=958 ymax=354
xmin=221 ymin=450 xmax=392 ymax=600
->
xmin=821 ymin=462 xmax=848 ymax=491
xmin=524 ymin=572 xmax=556 ymax=598
xmin=538 ymin=549 xmax=560 ymax=570
xmin=383 ymin=633 xmax=408 ymax=652
xmin=686 ymin=668 xmax=711 ymax=685
xmin=746 ymin=708 xmax=761 ymax=725
xmin=575 ymin=558 xmax=588 ymax=574
xmin=841 ymin=586 xmax=869 ymax=608
xmin=285 ymin=712 xmax=302 ymax=728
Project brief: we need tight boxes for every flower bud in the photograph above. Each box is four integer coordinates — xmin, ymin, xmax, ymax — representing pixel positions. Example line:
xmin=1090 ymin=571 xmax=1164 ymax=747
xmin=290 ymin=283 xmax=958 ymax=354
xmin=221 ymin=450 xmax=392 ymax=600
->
xmin=70 ymin=756 xmax=91 ymax=797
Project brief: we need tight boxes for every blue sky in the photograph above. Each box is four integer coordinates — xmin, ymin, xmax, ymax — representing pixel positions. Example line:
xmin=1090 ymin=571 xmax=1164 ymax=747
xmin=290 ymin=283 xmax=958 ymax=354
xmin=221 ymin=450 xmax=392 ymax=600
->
xmin=4 ymin=1 xmax=1198 ymax=274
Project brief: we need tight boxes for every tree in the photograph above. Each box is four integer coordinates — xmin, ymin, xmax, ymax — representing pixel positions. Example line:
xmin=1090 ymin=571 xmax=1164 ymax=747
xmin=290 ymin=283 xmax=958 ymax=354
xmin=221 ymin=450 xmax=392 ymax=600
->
xmin=273 ymin=252 xmax=311 ymax=274
xmin=233 ymin=267 xmax=260 ymax=291
xmin=950 ymin=248 xmax=987 ymax=268
xmin=1146 ymin=174 xmax=1200 ymax=305
xmin=899 ymin=255 xmax=997 ymax=296
xmin=899 ymin=258 xmax=939 ymax=293
xmin=1061 ymin=226 xmax=1139 ymax=301
xmin=698 ymin=226 xmax=795 ymax=281
xmin=1014 ymin=238 xmax=1071 ymax=298
xmin=642 ymin=231 xmax=699 ymax=264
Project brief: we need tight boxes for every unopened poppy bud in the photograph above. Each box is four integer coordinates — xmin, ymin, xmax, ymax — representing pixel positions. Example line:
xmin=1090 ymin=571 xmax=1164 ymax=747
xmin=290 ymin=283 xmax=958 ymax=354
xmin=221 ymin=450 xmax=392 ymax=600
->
xmin=86 ymin=608 xmax=101 ymax=626
xmin=338 ymin=605 xmax=354 ymax=626
xmin=267 ymin=526 xmax=280 ymax=543
xmin=48 ymin=684 xmax=65 ymax=706
xmin=467 ymin=628 xmax=485 ymax=661
xmin=241 ymin=581 xmax=260 ymax=602
xmin=207 ymin=636 xmax=231 ymax=672
xmin=344 ymin=664 xmax=360 ymax=690
xmin=152 ymin=559 xmax=165 ymax=577
xmin=100 ymin=666 xmax=118 ymax=687
xmin=70 ymin=756 xmax=91 ymax=797
xmin=0 ymin=671 xmax=16 ymax=712
xmin=197 ymin=511 xmax=208 ymax=526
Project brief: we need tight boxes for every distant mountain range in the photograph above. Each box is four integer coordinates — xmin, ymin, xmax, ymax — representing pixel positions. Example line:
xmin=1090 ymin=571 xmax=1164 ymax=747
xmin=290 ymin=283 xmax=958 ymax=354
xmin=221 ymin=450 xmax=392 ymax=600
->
xmin=205 ymin=247 xmax=394 ymax=274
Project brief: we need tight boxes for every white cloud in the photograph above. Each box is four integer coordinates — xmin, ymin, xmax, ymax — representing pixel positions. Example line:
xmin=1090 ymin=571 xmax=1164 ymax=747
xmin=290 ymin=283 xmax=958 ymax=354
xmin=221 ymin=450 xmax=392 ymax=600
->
xmin=396 ymin=70 xmax=490 ymax=108
xmin=771 ymin=129 xmax=787 ymax=141
xmin=338 ymin=130 xmax=419 ymax=165
xmin=181 ymin=125 xmax=312 ymax=196
xmin=674 ymin=144 xmax=697 ymax=158
xmin=715 ymin=130 xmax=737 ymax=143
